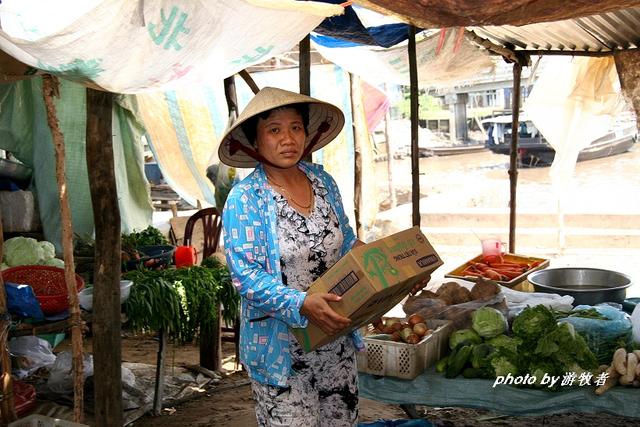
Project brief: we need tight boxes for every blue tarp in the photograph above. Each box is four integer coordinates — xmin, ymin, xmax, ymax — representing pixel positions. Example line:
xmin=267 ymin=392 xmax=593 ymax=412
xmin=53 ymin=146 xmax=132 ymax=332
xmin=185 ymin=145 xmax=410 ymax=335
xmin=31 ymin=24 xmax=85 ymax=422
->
xmin=359 ymin=369 xmax=640 ymax=418
xmin=311 ymin=1 xmax=415 ymax=48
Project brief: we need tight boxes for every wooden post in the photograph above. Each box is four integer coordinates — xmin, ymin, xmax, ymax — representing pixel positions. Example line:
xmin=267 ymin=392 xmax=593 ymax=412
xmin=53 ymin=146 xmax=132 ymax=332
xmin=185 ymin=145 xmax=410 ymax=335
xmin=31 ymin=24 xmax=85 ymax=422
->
xmin=383 ymin=84 xmax=396 ymax=209
xmin=0 ymin=213 xmax=16 ymax=424
xmin=153 ymin=328 xmax=167 ymax=415
xmin=42 ymin=74 xmax=85 ymax=424
xmin=350 ymin=73 xmax=363 ymax=238
xmin=508 ymin=63 xmax=522 ymax=253
xmin=196 ymin=75 xmax=243 ymax=372
xmin=299 ymin=35 xmax=311 ymax=96
xmin=86 ymin=88 xmax=123 ymax=426
xmin=408 ymin=25 xmax=420 ymax=227
xmin=299 ymin=34 xmax=312 ymax=164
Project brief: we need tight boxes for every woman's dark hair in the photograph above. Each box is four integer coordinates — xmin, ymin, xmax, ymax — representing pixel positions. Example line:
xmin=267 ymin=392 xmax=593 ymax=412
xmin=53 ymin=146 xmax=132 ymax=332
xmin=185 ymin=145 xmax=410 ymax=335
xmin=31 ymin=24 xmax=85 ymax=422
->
xmin=240 ymin=103 xmax=309 ymax=146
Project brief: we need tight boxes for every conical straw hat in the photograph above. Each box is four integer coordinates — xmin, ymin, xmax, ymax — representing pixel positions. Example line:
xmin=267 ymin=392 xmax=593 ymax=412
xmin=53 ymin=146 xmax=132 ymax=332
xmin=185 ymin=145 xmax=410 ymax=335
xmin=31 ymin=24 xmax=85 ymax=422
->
xmin=218 ymin=87 xmax=345 ymax=168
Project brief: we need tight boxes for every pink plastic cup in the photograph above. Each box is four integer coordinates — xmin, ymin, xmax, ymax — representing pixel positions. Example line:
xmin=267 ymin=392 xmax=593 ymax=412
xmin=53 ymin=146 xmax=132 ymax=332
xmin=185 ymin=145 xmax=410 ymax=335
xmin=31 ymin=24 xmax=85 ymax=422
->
xmin=481 ymin=238 xmax=505 ymax=258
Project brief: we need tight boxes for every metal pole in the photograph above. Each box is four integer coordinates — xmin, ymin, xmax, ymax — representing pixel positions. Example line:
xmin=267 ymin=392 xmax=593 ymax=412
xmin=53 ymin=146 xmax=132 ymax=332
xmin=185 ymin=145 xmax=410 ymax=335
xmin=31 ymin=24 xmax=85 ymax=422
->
xmin=408 ymin=26 xmax=420 ymax=227
xmin=508 ymin=63 xmax=522 ymax=253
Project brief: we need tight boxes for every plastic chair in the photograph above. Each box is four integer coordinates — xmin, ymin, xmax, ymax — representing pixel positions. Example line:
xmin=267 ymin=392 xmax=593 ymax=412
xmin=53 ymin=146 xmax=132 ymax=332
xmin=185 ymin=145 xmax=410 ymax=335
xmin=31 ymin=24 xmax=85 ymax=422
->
xmin=183 ymin=207 xmax=223 ymax=259
xmin=183 ymin=207 xmax=240 ymax=369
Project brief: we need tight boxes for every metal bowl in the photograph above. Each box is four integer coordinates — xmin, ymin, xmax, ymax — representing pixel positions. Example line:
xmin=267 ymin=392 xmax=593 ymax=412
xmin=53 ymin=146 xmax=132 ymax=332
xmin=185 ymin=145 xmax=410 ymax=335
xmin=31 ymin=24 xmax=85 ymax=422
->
xmin=0 ymin=158 xmax=32 ymax=182
xmin=527 ymin=267 xmax=632 ymax=306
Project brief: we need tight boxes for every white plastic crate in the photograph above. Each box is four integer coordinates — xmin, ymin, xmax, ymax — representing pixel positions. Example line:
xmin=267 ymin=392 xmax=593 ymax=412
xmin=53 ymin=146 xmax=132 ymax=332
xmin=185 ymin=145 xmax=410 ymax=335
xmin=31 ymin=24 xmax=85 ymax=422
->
xmin=357 ymin=319 xmax=452 ymax=380
xmin=9 ymin=415 xmax=88 ymax=427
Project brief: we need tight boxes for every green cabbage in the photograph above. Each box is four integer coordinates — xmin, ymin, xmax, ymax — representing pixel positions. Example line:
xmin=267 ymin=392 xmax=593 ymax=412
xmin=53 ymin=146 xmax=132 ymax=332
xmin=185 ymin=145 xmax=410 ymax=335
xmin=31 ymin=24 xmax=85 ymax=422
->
xmin=4 ymin=237 xmax=44 ymax=266
xmin=44 ymin=258 xmax=65 ymax=268
xmin=491 ymin=355 xmax=519 ymax=377
xmin=40 ymin=241 xmax=56 ymax=261
xmin=3 ymin=237 xmax=58 ymax=267
xmin=512 ymin=304 xmax=557 ymax=342
xmin=472 ymin=307 xmax=507 ymax=338
xmin=487 ymin=334 xmax=522 ymax=355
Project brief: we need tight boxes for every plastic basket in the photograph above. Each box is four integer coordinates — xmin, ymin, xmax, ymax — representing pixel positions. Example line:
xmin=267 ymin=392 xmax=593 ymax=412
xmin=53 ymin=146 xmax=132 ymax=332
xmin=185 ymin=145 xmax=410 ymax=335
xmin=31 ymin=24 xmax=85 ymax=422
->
xmin=357 ymin=319 xmax=452 ymax=380
xmin=1 ymin=266 xmax=85 ymax=315
xmin=9 ymin=414 xmax=88 ymax=427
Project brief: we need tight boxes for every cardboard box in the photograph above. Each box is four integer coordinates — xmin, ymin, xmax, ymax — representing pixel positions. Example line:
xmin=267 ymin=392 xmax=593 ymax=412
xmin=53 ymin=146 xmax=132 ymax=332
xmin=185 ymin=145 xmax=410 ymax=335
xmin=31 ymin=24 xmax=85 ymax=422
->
xmin=291 ymin=226 xmax=443 ymax=352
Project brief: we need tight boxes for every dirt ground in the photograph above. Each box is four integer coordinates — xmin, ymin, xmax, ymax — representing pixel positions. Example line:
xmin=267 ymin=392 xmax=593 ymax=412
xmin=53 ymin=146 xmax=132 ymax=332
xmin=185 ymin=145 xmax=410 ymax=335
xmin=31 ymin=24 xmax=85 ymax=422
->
xmin=102 ymin=335 xmax=638 ymax=427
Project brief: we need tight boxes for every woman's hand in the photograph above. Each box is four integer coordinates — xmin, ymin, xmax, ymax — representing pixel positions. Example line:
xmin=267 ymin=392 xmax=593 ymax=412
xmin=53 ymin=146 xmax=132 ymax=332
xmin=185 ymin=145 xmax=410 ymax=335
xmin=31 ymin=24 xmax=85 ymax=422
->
xmin=301 ymin=293 xmax=351 ymax=336
xmin=410 ymin=274 xmax=432 ymax=296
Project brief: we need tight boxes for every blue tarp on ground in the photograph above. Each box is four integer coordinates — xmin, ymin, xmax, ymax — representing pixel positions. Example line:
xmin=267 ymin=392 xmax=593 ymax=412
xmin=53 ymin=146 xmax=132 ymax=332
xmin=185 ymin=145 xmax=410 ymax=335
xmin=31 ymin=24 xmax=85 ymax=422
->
xmin=359 ymin=368 xmax=640 ymax=418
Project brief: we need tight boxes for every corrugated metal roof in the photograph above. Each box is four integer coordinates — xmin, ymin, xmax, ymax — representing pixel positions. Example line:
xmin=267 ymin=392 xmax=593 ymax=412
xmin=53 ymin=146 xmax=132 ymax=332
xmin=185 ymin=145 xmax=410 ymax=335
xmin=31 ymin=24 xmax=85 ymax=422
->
xmin=470 ymin=7 xmax=640 ymax=52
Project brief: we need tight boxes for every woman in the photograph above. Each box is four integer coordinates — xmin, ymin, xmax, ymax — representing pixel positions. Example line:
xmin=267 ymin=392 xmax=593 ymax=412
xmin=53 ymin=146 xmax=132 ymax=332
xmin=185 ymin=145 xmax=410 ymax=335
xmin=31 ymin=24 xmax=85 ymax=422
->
xmin=220 ymin=87 xmax=427 ymax=426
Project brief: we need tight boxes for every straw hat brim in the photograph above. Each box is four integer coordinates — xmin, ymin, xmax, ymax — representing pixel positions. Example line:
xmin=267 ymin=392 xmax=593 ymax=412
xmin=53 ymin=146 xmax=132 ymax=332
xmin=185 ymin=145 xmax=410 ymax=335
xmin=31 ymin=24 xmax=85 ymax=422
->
xmin=218 ymin=87 xmax=345 ymax=168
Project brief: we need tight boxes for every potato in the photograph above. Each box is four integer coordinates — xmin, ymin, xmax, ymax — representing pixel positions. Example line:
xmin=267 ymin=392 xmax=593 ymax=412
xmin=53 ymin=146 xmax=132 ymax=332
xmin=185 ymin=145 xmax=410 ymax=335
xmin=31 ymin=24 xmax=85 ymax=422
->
xmin=452 ymin=286 xmax=471 ymax=304
xmin=470 ymin=278 xmax=500 ymax=300
xmin=436 ymin=281 xmax=460 ymax=296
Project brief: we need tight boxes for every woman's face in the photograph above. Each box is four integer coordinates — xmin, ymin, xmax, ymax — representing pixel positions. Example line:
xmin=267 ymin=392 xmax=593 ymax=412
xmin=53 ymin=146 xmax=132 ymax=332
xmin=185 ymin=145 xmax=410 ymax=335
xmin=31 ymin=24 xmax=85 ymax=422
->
xmin=256 ymin=107 xmax=306 ymax=169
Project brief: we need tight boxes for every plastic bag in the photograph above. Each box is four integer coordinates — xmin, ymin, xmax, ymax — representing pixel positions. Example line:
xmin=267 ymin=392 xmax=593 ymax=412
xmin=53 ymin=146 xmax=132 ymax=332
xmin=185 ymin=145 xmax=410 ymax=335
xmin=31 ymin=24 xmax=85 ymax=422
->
xmin=558 ymin=304 xmax=632 ymax=364
xmin=47 ymin=351 xmax=94 ymax=394
xmin=632 ymin=304 xmax=640 ymax=346
xmin=5 ymin=282 xmax=45 ymax=320
xmin=500 ymin=285 xmax=574 ymax=320
xmin=8 ymin=336 xmax=56 ymax=379
xmin=403 ymin=279 xmax=507 ymax=330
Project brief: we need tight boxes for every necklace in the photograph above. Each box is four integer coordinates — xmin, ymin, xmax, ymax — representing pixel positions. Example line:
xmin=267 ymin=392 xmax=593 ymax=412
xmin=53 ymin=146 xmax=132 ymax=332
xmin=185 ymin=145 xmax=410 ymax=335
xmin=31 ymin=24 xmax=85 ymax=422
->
xmin=266 ymin=172 xmax=313 ymax=210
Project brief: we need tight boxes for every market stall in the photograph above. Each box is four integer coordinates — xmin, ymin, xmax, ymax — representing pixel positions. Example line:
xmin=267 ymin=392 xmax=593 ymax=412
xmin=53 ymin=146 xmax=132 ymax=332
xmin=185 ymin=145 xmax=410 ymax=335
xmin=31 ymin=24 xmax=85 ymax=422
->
xmin=355 ymin=268 xmax=640 ymax=420
xmin=1 ymin=1 xmax=639 ymax=426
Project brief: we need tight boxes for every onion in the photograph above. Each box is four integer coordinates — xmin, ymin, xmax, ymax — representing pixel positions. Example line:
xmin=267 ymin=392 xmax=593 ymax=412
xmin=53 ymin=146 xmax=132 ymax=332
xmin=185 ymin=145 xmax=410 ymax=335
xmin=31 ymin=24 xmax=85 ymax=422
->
xmin=408 ymin=313 xmax=426 ymax=327
xmin=405 ymin=333 xmax=421 ymax=344
xmin=391 ymin=331 xmax=402 ymax=342
xmin=400 ymin=327 xmax=414 ymax=342
xmin=412 ymin=322 xmax=428 ymax=337
xmin=391 ymin=322 xmax=404 ymax=332
xmin=386 ymin=318 xmax=401 ymax=328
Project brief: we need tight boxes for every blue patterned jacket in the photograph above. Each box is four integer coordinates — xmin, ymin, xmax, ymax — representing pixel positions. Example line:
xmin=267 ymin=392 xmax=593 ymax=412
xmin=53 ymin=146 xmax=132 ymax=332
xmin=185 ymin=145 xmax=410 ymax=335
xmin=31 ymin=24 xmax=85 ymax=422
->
xmin=222 ymin=161 xmax=363 ymax=386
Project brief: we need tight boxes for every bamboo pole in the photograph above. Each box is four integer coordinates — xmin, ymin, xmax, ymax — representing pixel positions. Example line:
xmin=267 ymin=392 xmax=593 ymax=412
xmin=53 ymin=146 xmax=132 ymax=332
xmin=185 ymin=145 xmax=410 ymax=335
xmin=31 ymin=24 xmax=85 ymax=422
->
xmin=0 ymin=213 xmax=16 ymax=424
xmin=508 ymin=63 xmax=523 ymax=253
xmin=85 ymin=88 xmax=122 ymax=427
xmin=41 ymin=74 xmax=84 ymax=424
xmin=408 ymin=25 xmax=420 ymax=227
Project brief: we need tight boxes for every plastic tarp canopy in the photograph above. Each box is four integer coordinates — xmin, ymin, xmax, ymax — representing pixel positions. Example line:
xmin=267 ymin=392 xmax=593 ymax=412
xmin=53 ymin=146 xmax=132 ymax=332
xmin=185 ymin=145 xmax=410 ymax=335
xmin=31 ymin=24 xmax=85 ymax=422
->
xmin=524 ymin=57 xmax=626 ymax=248
xmin=0 ymin=78 xmax=152 ymax=251
xmin=359 ymin=369 xmax=640 ymax=418
xmin=0 ymin=0 xmax=342 ymax=93
xmin=312 ymin=1 xmax=414 ymax=48
xmin=313 ymin=28 xmax=495 ymax=88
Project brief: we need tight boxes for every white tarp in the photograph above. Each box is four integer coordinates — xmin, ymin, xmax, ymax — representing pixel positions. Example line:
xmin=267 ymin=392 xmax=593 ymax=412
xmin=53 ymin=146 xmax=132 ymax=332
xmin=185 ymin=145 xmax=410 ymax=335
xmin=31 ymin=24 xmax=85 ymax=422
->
xmin=313 ymin=28 xmax=495 ymax=88
xmin=525 ymin=56 xmax=625 ymax=248
xmin=0 ymin=0 xmax=342 ymax=93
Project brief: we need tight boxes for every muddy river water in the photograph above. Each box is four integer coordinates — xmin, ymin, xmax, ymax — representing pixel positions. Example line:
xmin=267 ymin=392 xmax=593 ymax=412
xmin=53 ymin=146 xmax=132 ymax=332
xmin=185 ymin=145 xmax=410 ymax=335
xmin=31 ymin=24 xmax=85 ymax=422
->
xmin=373 ymin=144 xmax=640 ymax=298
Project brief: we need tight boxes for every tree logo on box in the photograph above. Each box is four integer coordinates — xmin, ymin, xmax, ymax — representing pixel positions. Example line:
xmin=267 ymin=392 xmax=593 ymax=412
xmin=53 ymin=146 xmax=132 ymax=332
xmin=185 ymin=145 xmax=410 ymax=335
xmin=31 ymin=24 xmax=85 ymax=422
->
xmin=363 ymin=248 xmax=398 ymax=288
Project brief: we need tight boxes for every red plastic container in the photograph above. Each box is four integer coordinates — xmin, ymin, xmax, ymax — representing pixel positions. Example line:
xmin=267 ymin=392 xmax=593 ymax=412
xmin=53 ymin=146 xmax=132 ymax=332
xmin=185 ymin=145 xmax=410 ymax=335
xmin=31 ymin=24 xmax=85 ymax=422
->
xmin=1 ymin=265 xmax=84 ymax=315
xmin=174 ymin=246 xmax=197 ymax=268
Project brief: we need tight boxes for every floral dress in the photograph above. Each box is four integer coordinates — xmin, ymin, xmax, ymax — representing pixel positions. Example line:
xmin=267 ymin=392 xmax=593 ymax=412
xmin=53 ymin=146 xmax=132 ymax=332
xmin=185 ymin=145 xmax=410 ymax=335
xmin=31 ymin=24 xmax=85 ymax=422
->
xmin=250 ymin=171 xmax=358 ymax=427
